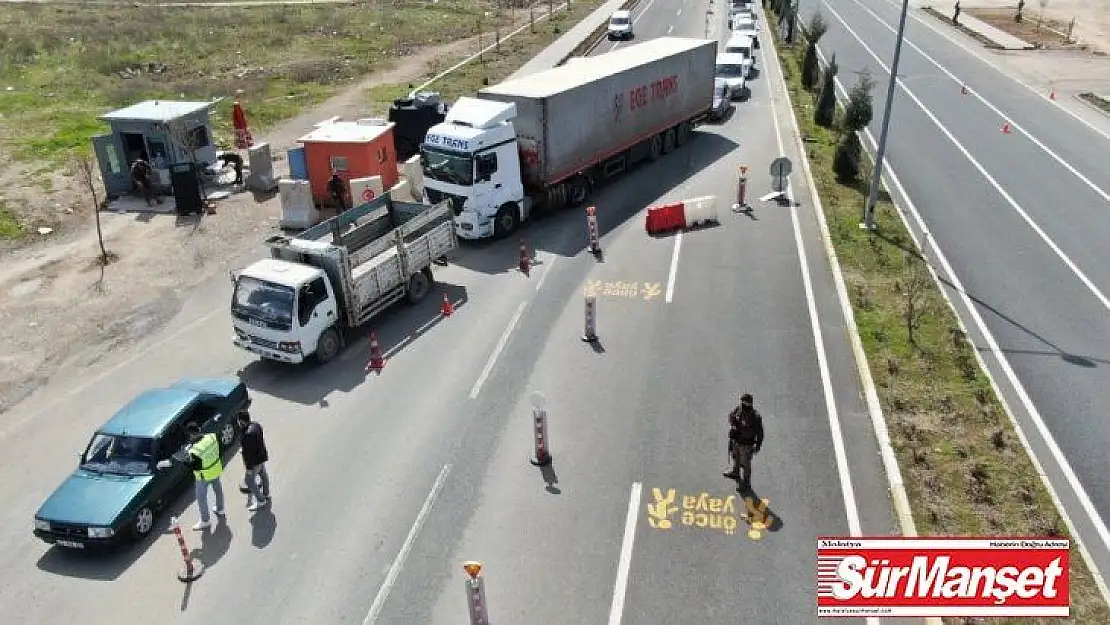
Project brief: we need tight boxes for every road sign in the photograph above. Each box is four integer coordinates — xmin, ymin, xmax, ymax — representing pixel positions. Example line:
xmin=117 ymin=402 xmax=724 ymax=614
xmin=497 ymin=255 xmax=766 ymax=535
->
xmin=361 ymin=187 xmax=375 ymax=202
xmin=769 ymin=157 xmax=793 ymax=178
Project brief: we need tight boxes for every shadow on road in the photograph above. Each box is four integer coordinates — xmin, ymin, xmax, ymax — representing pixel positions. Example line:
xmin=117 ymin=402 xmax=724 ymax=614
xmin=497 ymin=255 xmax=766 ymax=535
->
xmin=448 ymin=131 xmax=739 ymax=275
xmin=742 ymin=487 xmax=784 ymax=533
xmin=250 ymin=507 xmax=277 ymax=548
xmin=237 ymin=282 xmax=469 ymax=405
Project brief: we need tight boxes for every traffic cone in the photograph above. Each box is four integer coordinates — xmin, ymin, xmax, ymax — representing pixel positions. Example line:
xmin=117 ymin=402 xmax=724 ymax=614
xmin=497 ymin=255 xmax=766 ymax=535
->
xmin=365 ymin=330 xmax=386 ymax=374
xmin=960 ymin=84 xmax=968 ymax=95
xmin=440 ymin=293 xmax=454 ymax=317
xmin=1049 ymin=87 xmax=1056 ymax=100
xmin=1000 ymin=122 xmax=1012 ymax=134
xmin=518 ymin=238 xmax=530 ymax=276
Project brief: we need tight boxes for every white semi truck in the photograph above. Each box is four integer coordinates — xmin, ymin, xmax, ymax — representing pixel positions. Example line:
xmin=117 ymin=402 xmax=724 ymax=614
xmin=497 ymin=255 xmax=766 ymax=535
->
xmin=420 ymin=37 xmax=717 ymax=240
xmin=230 ymin=194 xmax=457 ymax=365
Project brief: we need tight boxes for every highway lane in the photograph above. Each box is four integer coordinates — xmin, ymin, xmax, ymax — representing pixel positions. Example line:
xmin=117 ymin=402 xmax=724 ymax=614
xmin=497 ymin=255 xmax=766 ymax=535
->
xmin=800 ymin=0 xmax=1110 ymax=589
xmin=371 ymin=2 xmax=918 ymax=623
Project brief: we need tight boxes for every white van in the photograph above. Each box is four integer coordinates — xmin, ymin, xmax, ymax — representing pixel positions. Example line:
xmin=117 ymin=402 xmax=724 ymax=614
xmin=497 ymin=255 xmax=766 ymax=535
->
xmin=731 ymin=14 xmax=761 ymax=48
xmin=723 ymin=34 xmax=755 ymax=78
xmin=715 ymin=53 xmax=748 ymax=100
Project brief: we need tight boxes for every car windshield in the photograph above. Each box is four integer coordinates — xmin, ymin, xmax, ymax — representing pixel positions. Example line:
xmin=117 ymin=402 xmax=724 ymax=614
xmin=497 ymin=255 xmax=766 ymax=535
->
xmin=716 ymin=64 xmax=744 ymax=77
xmin=233 ymin=276 xmax=295 ymax=327
xmin=421 ymin=147 xmax=473 ymax=186
xmin=81 ymin=433 xmax=155 ymax=475
xmin=611 ymin=16 xmax=630 ymax=25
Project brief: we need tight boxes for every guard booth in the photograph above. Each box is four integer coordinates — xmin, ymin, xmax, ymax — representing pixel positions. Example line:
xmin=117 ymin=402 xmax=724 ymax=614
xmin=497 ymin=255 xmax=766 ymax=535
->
xmin=91 ymin=100 xmax=218 ymax=199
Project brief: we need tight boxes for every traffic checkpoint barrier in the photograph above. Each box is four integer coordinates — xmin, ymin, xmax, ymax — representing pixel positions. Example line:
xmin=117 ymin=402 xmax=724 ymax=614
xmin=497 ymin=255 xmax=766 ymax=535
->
xmin=585 ymin=205 xmax=601 ymax=255
xmin=365 ymin=330 xmax=387 ymax=374
xmin=682 ymin=195 xmax=719 ymax=228
xmin=582 ymin=295 xmax=598 ymax=343
xmin=463 ymin=561 xmax=490 ymax=625
xmin=645 ymin=201 xmax=685 ymax=235
xmin=529 ymin=392 xmax=552 ymax=466
xmin=171 ymin=517 xmax=204 ymax=582
xmin=518 ymin=237 xmax=531 ymax=276
xmin=732 ymin=165 xmax=750 ymax=212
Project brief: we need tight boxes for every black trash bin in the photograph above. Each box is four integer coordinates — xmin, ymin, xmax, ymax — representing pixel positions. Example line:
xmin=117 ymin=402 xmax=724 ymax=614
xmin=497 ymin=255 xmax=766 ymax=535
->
xmin=388 ymin=91 xmax=446 ymax=161
xmin=170 ymin=162 xmax=204 ymax=215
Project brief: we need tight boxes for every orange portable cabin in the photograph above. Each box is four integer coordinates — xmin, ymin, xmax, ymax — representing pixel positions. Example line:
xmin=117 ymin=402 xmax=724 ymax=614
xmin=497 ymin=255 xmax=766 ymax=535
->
xmin=297 ymin=119 xmax=400 ymax=206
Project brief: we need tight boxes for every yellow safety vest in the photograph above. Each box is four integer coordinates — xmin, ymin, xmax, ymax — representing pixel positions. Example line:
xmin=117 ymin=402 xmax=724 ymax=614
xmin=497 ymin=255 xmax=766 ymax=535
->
xmin=189 ymin=433 xmax=223 ymax=481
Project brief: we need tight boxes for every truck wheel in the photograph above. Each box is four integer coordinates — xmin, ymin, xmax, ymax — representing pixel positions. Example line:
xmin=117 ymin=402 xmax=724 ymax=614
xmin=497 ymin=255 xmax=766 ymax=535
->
xmin=406 ymin=270 xmax=431 ymax=304
xmin=647 ymin=134 xmax=663 ymax=161
xmin=568 ymin=176 xmax=590 ymax=207
xmin=315 ymin=327 xmax=342 ymax=364
xmin=676 ymin=123 xmax=691 ymax=146
xmin=493 ymin=204 xmax=519 ymax=239
xmin=662 ymin=128 xmax=676 ymax=155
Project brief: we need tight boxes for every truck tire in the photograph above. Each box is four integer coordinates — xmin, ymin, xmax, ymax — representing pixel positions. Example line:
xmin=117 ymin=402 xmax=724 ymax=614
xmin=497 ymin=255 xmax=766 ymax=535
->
xmin=406 ymin=270 xmax=431 ymax=304
xmin=676 ymin=122 xmax=691 ymax=147
xmin=315 ymin=327 xmax=342 ymax=364
xmin=568 ymin=175 xmax=590 ymax=207
xmin=662 ymin=128 xmax=676 ymax=155
xmin=647 ymin=134 xmax=663 ymax=161
xmin=493 ymin=203 xmax=519 ymax=239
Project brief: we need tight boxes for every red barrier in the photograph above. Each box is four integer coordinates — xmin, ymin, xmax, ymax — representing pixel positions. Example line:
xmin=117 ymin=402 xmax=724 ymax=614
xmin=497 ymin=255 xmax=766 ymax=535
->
xmin=645 ymin=202 xmax=686 ymax=235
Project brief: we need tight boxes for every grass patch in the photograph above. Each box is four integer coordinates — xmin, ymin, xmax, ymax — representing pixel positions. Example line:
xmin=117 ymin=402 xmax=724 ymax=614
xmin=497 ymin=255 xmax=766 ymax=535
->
xmin=0 ymin=199 xmax=22 ymax=239
xmin=770 ymin=14 xmax=1110 ymax=624
xmin=0 ymin=1 xmax=519 ymax=164
xmin=366 ymin=0 xmax=609 ymax=109
xmin=1079 ymin=92 xmax=1110 ymax=115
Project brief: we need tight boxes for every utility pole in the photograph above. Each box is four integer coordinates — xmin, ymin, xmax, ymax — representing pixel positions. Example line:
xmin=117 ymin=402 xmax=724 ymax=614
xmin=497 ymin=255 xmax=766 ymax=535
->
xmin=861 ymin=0 xmax=909 ymax=230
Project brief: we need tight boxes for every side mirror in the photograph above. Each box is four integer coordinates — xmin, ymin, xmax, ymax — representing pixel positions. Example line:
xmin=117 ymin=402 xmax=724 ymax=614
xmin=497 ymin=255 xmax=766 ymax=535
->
xmin=156 ymin=460 xmax=173 ymax=471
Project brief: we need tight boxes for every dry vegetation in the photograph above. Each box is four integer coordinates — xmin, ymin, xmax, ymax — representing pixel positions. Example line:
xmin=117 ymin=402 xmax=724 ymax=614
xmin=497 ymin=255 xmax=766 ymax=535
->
xmin=771 ymin=14 xmax=1109 ymax=624
xmin=966 ymin=6 xmax=1092 ymax=50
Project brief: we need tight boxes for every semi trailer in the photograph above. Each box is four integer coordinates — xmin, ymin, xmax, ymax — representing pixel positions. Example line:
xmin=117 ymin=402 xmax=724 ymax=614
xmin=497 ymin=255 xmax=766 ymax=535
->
xmin=419 ymin=36 xmax=717 ymax=240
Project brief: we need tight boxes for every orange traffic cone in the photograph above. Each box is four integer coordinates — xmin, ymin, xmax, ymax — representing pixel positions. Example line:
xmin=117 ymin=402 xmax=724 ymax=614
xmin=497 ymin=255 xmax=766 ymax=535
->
xmin=518 ymin=238 xmax=530 ymax=276
xmin=365 ymin=330 xmax=386 ymax=374
xmin=440 ymin=293 xmax=454 ymax=317
xmin=1000 ymin=122 xmax=1012 ymax=134
xmin=1049 ymin=87 xmax=1056 ymax=100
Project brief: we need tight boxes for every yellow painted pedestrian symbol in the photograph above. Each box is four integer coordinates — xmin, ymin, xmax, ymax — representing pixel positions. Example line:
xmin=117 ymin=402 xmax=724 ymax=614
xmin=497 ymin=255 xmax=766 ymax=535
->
xmin=743 ymin=497 xmax=773 ymax=540
xmin=646 ymin=488 xmax=678 ymax=528
xmin=640 ymin=283 xmax=662 ymax=301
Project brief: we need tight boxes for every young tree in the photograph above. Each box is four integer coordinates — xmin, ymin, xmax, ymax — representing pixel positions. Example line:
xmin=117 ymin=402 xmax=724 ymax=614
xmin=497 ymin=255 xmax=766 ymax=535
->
xmin=832 ymin=131 xmax=863 ymax=184
xmin=71 ymin=154 xmax=115 ymax=265
xmin=814 ymin=54 xmax=838 ymax=128
xmin=841 ymin=71 xmax=875 ymax=135
xmin=901 ymin=251 xmax=933 ymax=345
xmin=801 ymin=12 xmax=828 ymax=92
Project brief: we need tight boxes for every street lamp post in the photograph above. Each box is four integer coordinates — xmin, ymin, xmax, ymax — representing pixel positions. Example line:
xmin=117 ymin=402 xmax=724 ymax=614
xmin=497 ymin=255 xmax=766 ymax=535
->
xmin=861 ymin=0 xmax=910 ymax=230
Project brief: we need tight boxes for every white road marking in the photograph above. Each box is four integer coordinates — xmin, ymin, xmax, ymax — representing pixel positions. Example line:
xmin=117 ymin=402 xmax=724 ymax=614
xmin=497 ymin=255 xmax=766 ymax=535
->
xmin=822 ymin=4 xmax=1110 ymax=315
xmin=469 ymin=301 xmax=527 ymax=399
xmin=762 ymin=38 xmax=879 ymax=625
xmin=667 ymin=25 xmax=674 ymax=34
xmin=664 ymin=231 xmax=682 ymax=304
xmin=804 ymin=14 xmax=1110 ymax=606
xmin=363 ymin=463 xmax=451 ymax=625
xmin=875 ymin=0 xmax=1110 ymax=143
xmin=839 ymin=0 xmax=1110 ymax=205
xmin=611 ymin=0 xmax=660 ymax=51
xmin=676 ymin=8 xmax=681 ymax=15
xmin=607 ymin=482 xmax=642 ymax=625
xmin=535 ymin=254 xmax=556 ymax=292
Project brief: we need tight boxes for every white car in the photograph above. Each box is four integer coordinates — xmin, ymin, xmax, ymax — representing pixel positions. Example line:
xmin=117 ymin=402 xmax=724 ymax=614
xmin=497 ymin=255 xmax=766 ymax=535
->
xmin=607 ymin=10 xmax=633 ymax=40
xmin=723 ymin=33 xmax=756 ymax=76
xmin=715 ymin=53 xmax=748 ymax=100
xmin=731 ymin=15 xmax=761 ymax=48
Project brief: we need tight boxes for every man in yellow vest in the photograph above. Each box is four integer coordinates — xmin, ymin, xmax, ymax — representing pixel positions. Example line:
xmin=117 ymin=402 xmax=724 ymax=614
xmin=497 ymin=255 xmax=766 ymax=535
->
xmin=186 ymin=422 xmax=226 ymax=531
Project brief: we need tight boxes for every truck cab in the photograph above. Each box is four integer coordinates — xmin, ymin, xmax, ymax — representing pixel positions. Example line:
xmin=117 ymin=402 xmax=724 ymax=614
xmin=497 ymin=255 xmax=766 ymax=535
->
xmin=231 ymin=259 xmax=339 ymax=364
xmin=420 ymin=98 xmax=528 ymax=240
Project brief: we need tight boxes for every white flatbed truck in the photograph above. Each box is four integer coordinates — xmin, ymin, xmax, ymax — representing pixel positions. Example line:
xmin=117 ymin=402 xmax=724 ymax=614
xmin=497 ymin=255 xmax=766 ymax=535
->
xmin=230 ymin=194 xmax=457 ymax=364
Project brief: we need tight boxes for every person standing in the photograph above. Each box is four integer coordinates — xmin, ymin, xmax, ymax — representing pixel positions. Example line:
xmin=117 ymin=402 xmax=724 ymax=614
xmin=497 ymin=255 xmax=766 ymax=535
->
xmin=186 ymin=422 xmax=226 ymax=531
xmin=237 ymin=412 xmax=271 ymax=511
xmin=724 ymin=393 xmax=764 ymax=492
xmin=130 ymin=156 xmax=162 ymax=207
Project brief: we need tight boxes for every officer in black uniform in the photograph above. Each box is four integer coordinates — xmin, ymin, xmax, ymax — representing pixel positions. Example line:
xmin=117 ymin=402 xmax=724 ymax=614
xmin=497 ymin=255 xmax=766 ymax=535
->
xmin=725 ymin=393 xmax=764 ymax=492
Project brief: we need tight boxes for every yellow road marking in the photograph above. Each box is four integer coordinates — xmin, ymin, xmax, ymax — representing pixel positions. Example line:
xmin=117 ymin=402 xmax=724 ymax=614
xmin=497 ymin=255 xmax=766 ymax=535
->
xmin=583 ymin=280 xmax=663 ymax=301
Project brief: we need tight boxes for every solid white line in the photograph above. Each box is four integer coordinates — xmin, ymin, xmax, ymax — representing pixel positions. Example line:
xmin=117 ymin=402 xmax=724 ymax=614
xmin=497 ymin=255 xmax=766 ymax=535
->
xmin=607 ymin=482 xmax=642 ymax=625
xmin=809 ymin=26 xmax=1110 ymax=606
xmin=664 ymin=231 xmax=682 ymax=304
xmin=363 ymin=464 xmax=452 ymax=625
xmin=469 ymin=301 xmax=527 ymax=399
xmin=840 ymin=0 xmax=1110 ymax=205
xmin=822 ymin=3 xmax=1110 ymax=315
xmin=535 ymin=254 xmax=556 ymax=292
xmin=878 ymin=0 xmax=1110 ymax=143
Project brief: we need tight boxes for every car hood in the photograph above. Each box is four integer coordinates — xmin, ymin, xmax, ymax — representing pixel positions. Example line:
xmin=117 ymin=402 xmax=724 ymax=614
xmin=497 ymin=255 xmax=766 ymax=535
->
xmin=36 ymin=470 xmax=153 ymax=526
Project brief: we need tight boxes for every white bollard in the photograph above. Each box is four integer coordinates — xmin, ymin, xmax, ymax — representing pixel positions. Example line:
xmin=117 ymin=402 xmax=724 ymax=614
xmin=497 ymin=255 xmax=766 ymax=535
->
xmin=586 ymin=205 xmax=601 ymax=254
xmin=529 ymin=392 xmax=552 ymax=466
xmin=582 ymin=295 xmax=598 ymax=343
xmin=463 ymin=561 xmax=490 ymax=625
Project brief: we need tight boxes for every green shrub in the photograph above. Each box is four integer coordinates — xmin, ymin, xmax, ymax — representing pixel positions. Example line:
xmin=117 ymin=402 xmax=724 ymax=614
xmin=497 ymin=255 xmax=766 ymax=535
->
xmin=832 ymin=131 xmax=863 ymax=184
xmin=842 ymin=71 xmax=875 ymax=133
xmin=814 ymin=54 xmax=838 ymax=127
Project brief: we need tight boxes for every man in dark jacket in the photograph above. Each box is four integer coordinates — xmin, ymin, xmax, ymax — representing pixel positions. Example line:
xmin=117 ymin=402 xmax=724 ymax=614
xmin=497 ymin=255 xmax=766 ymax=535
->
xmin=724 ymin=393 xmax=764 ymax=492
xmin=236 ymin=412 xmax=271 ymax=511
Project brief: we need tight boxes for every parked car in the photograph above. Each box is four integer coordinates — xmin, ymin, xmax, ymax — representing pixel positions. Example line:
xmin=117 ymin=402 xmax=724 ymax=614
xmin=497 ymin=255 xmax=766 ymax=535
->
xmin=716 ymin=53 xmax=750 ymax=100
xmin=711 ymin=78 xmax=733 ymax=120
xmin=32 ymin=378 xmax=251 ymax=549
xmin=607 ymin=10 xmax=634 ymax=40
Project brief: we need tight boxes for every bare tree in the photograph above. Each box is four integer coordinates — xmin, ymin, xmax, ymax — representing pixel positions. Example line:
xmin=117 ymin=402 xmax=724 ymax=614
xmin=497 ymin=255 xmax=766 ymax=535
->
xmin=71 ymin=154 xmax=116 ymax=266
xmin=901 ymin=251 xmax=932 ymax=345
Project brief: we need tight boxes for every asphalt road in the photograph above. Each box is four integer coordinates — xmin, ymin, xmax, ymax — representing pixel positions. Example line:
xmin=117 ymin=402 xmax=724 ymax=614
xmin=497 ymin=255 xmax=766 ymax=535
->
xmin=0 ymin=2 xmax=914 ymax=623
xmin=802 ymin=0 xmax=1110 ymax=592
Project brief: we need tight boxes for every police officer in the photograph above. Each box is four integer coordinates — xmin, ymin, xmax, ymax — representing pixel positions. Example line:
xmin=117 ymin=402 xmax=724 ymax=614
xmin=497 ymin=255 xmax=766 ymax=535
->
xmin=186 ymin=422 xmax=226 ymax=531
xmin=724 ymin=393 xmax=764 ymax=492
